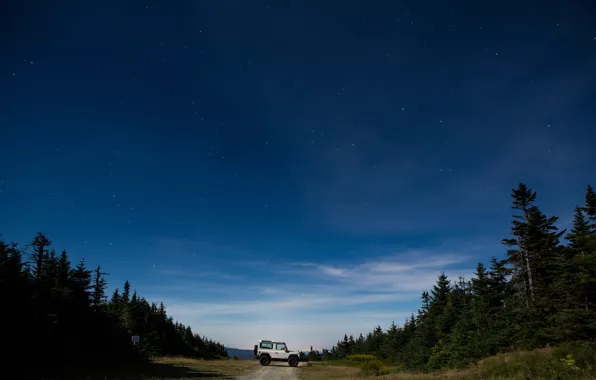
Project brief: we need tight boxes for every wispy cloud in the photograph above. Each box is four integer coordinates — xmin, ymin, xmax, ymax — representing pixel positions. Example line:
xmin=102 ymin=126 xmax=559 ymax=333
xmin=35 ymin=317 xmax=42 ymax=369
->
xmin=283 ymin=252 xmax=474 ymax=293
xmin=165 ymin=293 xmax=413 ymax=319
xmin=142 ymin=239 xmax=483 ymax=350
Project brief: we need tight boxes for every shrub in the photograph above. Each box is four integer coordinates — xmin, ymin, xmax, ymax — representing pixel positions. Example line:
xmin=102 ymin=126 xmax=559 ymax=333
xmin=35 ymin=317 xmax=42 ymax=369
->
xmin=358 ymin=359 xmax=390 ymax=377
xmin=348 ymin=354 xmax=377 ymax=363
xmin=475 ymin=350 xmax=588 ymax=379
xmin=553 ymin=341 xmax=596 ymax=371
xmin=232 ymin=356 xmax=239 ymax=360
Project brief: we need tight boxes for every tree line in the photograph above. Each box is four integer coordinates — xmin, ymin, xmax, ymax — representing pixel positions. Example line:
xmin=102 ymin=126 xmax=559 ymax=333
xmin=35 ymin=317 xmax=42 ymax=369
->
xmin=321 ymin=183 xmax=596 ymax=370
xmin=0 ymin=233 xmax=227 ymax=379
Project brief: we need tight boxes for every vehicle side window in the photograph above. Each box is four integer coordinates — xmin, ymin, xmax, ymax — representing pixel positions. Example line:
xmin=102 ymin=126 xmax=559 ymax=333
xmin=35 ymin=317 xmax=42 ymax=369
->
xmin=260 ymin=342 xmax=273 ymax=349
xmin=275 ymin=343 xmax=286 ymax=350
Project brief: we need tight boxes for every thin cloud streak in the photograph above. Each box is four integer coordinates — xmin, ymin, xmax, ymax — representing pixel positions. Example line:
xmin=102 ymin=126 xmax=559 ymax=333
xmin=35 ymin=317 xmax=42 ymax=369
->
xmin=144 ymin=238 xmax=487 ymax=349
xmin=180 ymin=311 xmax=414 ymax=350
xmin=165 ymin=292 xmax=415 ymax=318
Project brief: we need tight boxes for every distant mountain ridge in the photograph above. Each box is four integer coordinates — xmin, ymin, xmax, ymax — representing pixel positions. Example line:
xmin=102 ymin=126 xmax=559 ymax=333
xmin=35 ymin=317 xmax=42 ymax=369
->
xmin=225 ymin=347 xmax=255 ymax=360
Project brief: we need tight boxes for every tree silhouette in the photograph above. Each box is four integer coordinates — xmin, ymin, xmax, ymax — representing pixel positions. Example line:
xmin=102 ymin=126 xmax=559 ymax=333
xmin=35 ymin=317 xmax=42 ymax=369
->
xmin=0 ymin=233 xmax=228 ymax=379
xmin=322 ymin=183 xmax=596 ymax=371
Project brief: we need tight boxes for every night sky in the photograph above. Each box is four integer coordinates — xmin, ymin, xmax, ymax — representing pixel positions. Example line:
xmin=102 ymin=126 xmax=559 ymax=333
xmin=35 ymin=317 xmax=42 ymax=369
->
xmin=1 ymin=0 xmax=595 ymax=349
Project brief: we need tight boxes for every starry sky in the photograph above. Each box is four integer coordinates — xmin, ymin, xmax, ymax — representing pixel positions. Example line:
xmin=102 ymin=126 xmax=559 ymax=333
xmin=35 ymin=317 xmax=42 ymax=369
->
xmin=1 ymin=0 xmax=595 ymax=350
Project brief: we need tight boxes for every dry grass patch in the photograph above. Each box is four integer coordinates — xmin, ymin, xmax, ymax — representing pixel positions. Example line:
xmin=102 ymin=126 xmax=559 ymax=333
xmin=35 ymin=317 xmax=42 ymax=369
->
xmin=296 ymin=362 xmax=469 ymax=380
xmin=80 ymin=357 xmax=258 ymax=379
xmin=152 ymin=357 xmax=257 ymax=378
xmin=296 ymin=362 xmax=361 ymax=380
xmin=297 ymin=343 xmax=596 ymax=380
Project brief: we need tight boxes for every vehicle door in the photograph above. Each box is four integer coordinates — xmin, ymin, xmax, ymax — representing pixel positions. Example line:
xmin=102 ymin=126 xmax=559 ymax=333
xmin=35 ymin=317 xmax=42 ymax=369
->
xmin=274 ymin=342 xmax=287 ymax=360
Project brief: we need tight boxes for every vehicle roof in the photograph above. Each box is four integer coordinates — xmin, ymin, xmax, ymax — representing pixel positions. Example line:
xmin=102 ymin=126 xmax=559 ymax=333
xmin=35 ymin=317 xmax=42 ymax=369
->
xmin=258 ymin=339 xmax=285 ymax=343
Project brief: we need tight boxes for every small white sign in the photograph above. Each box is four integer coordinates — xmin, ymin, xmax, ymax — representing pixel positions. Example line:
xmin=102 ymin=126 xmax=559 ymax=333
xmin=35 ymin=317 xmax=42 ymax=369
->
xmin=132 ymin=335 xmax=140 ymax=344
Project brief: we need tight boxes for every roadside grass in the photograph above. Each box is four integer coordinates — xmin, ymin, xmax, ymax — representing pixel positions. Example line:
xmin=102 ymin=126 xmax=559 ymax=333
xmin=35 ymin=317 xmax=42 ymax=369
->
xmin=295 ymin=362 xmax=361 ymax=380
xmin=152 ymin=357 xmax=257 ymax=378
xmin=46 ymin=342 xmax=596 ymax=380
xmin=297 ymin=343 xmax=596 ymax=380
xmin=74 ymin=357 xmax=257 ymax=380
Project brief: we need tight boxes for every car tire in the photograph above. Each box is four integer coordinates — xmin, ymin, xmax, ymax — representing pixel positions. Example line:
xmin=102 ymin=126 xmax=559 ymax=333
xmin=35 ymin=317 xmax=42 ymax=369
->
xmin=259 ymin=355 xmax=271 ymax=366
xmin=288 ymin=356 xmax=298 ymax=367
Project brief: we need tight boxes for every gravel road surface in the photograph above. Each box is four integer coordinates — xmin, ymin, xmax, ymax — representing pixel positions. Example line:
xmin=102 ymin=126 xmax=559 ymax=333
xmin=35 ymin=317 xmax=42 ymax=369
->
xmin=236 ymin=363 xmax=299 ymax=380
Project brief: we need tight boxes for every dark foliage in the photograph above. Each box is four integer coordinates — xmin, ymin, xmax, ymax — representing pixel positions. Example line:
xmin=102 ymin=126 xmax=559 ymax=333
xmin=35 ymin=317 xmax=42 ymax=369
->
xmin=0 ymin=234 xmax=227 ymax=379
xmin=317 ymin=183 xmax=596 ymax=371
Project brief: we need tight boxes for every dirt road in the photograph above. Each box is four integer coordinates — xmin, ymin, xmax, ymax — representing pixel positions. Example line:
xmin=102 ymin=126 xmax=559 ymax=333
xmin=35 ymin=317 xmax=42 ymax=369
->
xmin=236 ymin=363 xmax=299 ymax=380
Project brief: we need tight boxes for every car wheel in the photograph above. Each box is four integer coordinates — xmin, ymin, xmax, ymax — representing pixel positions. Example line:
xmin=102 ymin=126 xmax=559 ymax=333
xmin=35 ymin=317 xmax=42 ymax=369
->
xmin=288 ymin=356 xmax=298 ymax=367
xmin=259 ymin=355 xmax=271 ymax=366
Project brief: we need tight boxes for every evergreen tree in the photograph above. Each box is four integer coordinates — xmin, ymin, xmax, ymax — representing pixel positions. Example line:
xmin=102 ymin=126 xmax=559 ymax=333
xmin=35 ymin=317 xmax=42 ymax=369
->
xmin=92 ymin=265 xmax=107 ymax=308
xmin=30 ymin=232 xmax=51 ymax=280
xmin=565 ymin=206 xmax=593 ymax=310
xmin=326 ymin=182 xmax=596 ymax=372
xmin=0 ymin=233 xmax=228 ymax=379
xmin=585 ymin=185 xmax=596 ymax=226
xmin=501 ymin=183 xmax=538 ymax=308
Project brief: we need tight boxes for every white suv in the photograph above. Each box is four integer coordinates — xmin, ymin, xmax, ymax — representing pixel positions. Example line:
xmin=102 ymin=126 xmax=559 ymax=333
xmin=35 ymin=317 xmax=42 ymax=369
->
xmin=253 ymin=340 xmax=300 ymax=367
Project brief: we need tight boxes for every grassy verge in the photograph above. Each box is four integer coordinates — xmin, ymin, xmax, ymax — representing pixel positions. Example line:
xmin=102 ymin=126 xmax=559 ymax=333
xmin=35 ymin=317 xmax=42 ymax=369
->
xmin=152 ymin=357 xmax=257 ymax=378
xmin=295 ymin=362 xmax=361 ymax=380
xmin=76 ymin=357 xmax=257 ymax=380
xmin=297 ymin=343 xmax=596 ymax=380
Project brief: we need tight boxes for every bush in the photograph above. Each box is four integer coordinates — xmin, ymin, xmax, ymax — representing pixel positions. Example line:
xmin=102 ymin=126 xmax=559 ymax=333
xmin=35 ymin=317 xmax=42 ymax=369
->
xmin=348 ymin=354 xmax=377 ymax=363
xmin=475 ymin=350 xmax=587 ymax=379
xmin=232 ymin=356 xmax=239 ymax=360
xmin=359 ymin=359 xmax=390 ymax=377
xmin=553 ymin=341 xmax=596 ymax=371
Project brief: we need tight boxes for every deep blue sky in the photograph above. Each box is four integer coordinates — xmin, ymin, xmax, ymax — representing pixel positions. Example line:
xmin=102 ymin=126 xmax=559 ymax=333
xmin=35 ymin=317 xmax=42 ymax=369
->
xmin=1 ymin=0 xmax=595 ymax=349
